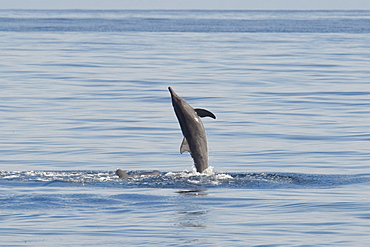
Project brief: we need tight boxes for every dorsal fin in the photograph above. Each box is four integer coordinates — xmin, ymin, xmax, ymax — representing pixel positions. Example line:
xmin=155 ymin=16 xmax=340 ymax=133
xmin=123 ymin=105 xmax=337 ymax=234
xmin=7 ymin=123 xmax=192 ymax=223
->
xmin=180 ymin=138 xmax=191 ymax=154
xmin=194 ymin=108 xmax=216 ymax=119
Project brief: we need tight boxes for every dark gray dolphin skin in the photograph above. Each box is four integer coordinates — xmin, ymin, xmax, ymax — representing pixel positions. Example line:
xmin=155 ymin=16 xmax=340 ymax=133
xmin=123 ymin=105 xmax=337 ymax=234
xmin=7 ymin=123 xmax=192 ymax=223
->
xmin=116 ymin=169 xmax=130 ymax=179
xmin=115 ymin=169 xmax=160 ymax=179
xmin=168 ymin=87 xmax=216 ymax=173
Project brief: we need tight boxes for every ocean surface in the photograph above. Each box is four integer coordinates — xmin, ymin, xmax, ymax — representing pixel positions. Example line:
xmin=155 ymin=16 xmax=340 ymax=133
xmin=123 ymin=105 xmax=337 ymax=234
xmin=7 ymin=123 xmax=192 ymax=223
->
xmin=1 ymin=10 xmax=370 ymax=246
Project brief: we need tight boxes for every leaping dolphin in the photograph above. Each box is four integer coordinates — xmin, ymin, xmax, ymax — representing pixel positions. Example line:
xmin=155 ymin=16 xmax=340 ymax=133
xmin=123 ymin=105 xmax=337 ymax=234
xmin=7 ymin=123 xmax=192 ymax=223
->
xmin=168 ymin=87 xmax=216 ymax=173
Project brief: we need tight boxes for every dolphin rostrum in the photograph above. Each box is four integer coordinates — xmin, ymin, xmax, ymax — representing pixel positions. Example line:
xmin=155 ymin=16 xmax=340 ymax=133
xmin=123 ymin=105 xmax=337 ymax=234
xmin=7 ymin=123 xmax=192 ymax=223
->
xmin=168 ymin=87 xmax=216 ymax=173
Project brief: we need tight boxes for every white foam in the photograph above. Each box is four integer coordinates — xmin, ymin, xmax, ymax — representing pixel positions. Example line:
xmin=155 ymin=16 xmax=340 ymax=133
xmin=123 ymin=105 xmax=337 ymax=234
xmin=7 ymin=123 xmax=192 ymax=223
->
xmin=215 ymin=173 xmax=233 ymax=180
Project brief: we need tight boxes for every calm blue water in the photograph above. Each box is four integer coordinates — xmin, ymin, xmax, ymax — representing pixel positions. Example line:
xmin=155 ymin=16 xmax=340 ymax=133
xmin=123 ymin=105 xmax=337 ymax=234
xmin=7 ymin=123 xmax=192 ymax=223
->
xmin=1 ymin=10 xmax=370 ymax=246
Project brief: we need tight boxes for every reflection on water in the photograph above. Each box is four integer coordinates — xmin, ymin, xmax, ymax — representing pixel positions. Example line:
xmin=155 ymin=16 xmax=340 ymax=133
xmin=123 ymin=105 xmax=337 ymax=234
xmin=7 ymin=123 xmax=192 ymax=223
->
xmin=176 ymin=191 xmax=208 ymax=228
xmin=177 ymin=210 xmax=208 ymax=228
xmin=175 ymin=192 xmax=208 ymax=231
xmin=176 ymin=189 xmax=208 ymax=196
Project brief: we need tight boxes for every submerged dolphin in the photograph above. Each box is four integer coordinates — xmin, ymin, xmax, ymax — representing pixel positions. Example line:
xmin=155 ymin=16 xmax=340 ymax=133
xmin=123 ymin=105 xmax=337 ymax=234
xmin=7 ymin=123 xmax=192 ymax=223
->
xmin=168 ymin=87 xmax=216 ymax=173
xmin=115 ymin=169 xmax=160 ymax=179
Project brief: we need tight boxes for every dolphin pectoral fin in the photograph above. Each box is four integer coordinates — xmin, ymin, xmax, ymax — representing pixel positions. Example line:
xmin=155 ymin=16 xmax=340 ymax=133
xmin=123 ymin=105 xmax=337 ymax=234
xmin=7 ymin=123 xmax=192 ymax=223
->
xmin=194 ymin=108 xmax=216 ymax=119
xmin=180 ymin=138 xmax=191 ymax=154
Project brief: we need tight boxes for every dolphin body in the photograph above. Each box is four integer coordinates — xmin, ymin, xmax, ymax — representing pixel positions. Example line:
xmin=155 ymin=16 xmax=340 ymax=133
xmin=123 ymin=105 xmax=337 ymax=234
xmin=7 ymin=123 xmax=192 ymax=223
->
xmin=116 ymin=169 xmax=160 ymax=179
xmin=168 ymin=87 xmax=216 ymax=173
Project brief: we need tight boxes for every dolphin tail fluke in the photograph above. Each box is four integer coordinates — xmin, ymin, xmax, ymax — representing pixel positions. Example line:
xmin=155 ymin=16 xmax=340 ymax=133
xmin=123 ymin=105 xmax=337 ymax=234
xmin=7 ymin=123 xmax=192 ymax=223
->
xmin=194 ymin=108 xmax=216 ymax=119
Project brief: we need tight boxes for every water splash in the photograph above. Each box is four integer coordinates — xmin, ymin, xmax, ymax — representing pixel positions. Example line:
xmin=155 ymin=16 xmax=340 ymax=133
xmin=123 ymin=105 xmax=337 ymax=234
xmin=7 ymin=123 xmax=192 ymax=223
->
xmin=1 ymin=170 xmax=369 ymax=189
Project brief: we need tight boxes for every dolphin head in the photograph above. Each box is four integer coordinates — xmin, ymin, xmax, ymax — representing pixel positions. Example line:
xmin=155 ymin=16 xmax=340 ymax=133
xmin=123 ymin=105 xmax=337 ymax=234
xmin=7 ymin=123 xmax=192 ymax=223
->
xmin=168 ymin=87 xmax=191 ymax=118
xmin=168 ymin=86 xmax=175 ymax=95
xmin=168 ymin=87 xmax=179 ymax=102
xmin=168 ymin=87 xmax=189 ymax=129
